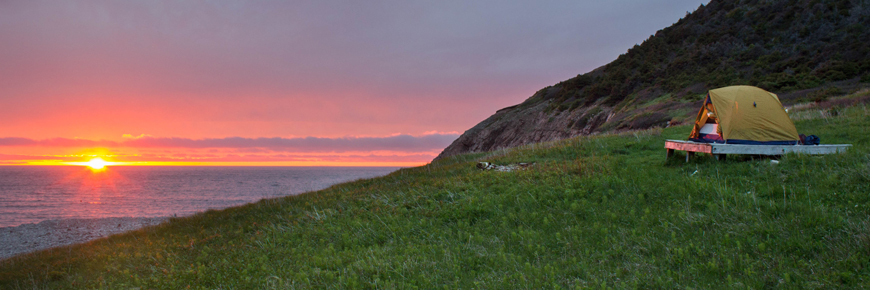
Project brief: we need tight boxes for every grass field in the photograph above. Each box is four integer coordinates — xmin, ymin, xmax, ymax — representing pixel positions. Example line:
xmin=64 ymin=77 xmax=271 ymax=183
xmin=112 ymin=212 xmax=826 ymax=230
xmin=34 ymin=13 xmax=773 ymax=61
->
xmin=1 ymin=100 xmax=868 ymax=289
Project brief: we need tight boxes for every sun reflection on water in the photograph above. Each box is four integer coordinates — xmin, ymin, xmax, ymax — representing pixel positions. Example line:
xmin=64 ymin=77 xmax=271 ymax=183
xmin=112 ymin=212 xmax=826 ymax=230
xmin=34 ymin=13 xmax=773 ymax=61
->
xmin=71 ymin=164 xmax=125 ymax=216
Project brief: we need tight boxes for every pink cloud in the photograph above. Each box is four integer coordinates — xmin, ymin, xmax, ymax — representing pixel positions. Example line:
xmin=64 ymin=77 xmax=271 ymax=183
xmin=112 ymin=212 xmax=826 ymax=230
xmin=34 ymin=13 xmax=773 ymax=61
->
xmin=0 ymin=1 xmax=706 ymax=142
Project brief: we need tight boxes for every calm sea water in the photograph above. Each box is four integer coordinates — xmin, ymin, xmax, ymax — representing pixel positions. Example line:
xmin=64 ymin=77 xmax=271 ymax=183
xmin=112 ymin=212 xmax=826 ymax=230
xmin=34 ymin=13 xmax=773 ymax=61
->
xmin=0 ymin=166 xmax=398 ymax=228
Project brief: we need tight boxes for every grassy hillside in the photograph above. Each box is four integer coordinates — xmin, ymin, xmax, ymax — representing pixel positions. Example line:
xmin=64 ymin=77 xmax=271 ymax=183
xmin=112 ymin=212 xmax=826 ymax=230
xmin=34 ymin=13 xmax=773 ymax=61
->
xmin=2 ymin=96 xmax=869 ymax=288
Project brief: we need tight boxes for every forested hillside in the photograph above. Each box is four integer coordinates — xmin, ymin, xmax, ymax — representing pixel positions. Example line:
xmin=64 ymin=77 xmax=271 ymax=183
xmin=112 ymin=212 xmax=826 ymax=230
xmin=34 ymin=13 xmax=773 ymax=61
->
xmin=437 ymin=0 xmax=870 ymax=160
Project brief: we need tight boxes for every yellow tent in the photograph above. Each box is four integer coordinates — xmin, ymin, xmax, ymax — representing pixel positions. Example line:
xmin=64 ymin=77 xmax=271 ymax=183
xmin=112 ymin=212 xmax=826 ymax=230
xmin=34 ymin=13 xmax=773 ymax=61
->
xmin=689 ymin=86 xmax=799 ymax=145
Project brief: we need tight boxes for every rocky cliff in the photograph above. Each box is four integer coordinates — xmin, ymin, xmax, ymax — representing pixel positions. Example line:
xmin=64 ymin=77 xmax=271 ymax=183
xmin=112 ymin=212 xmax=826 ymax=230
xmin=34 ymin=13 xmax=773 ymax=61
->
xmin=436 ymin=0 xmax=870 ymax=160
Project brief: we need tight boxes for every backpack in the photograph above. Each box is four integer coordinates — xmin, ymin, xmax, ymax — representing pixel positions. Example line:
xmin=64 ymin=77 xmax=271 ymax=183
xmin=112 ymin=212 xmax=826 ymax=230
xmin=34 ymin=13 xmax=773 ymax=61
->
xmin=803 ymin=135 xmax=820 ymax=145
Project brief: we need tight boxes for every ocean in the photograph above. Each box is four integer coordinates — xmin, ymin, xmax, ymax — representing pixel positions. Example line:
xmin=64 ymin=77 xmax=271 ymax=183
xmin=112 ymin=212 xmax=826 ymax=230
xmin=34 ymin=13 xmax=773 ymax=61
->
xmin=0 ymin=166 xmax=398 ymax=228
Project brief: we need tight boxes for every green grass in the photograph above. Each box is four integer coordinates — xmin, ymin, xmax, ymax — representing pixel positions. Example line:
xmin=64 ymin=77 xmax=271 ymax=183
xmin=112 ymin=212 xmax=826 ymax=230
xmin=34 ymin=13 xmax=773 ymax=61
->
xmin=2 ymin=105 xmax=869 ymax=289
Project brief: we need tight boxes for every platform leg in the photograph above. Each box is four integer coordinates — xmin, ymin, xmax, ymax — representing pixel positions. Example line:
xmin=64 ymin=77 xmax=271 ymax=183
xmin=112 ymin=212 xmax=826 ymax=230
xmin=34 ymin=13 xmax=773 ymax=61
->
xmin=714 ymin=154 xmax=726 ymax=161
xmin=686 ymin=151 xmax=694 ymax=162
xmin=666 ymin=148 xmax=674 ymax=159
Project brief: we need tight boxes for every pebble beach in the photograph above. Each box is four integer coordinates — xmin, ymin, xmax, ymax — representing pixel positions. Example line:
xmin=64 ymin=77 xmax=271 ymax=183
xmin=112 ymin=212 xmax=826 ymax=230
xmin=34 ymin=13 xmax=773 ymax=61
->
xmin=0 ymin=217 xmax=168 ymax=260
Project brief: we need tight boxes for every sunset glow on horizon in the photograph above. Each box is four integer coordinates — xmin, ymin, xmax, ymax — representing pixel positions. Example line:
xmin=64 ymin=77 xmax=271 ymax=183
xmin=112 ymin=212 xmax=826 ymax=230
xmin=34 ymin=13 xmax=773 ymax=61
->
xmin=1 ymin=132 xmax=457 ymax=167
xmin=0 ymin=0 xmax=707 ymax=166
xmin=44 ymin=156 xmax=430 ymax=168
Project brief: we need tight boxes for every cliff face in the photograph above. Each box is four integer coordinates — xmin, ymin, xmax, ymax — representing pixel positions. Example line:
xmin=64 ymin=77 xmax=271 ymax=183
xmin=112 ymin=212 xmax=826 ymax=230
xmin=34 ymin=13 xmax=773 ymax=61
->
xmin=435 ymin=100 xmax=594 ymax=160
xmin=436 ymin=0 xmax=870 ymax=160
xmin=434 ymin=84 xmax=690 ymax=160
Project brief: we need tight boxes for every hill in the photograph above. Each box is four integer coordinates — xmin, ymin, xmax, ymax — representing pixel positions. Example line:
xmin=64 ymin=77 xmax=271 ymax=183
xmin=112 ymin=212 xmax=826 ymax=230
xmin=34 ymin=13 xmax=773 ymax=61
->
xmin=436 ymin=0 xmax=870 ymax=160
xmin=1 ymin=91 xmax=869 ymax=288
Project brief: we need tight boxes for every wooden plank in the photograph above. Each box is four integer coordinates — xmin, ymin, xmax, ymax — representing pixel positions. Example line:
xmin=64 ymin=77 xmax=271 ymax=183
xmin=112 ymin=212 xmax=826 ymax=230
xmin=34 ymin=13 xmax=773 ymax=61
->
xmin=710 ymin=144 xmax=851 ymax=155
xmin=664 ymin=140 xmax=712 ymax=154
xmin=665 ymin=139 xmax=851 ymax=159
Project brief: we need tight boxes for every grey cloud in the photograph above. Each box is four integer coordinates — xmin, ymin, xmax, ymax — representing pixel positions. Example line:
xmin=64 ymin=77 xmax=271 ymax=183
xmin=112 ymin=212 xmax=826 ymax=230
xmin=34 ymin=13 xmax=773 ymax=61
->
xmin=1 ymin=0 xmax=709 ymax=97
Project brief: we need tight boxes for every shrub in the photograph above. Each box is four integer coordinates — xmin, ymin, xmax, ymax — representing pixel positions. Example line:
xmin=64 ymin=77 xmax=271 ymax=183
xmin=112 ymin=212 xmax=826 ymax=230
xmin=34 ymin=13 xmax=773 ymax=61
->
xmin=825 ymin=70 xmax=848 ymax=81
xmin=808 ymin=86 xmax=844 ymax=103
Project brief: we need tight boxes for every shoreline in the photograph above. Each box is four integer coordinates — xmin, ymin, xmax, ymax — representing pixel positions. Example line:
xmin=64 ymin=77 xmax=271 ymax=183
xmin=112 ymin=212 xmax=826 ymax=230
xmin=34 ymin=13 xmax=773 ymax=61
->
xmin=0 ymin=217 xmax=168 ymax=260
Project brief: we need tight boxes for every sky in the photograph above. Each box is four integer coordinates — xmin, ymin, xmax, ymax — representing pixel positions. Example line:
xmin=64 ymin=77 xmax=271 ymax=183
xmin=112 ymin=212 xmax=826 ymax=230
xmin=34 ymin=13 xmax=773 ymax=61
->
xmin=0 ymin=0 xmax=707 ymax=167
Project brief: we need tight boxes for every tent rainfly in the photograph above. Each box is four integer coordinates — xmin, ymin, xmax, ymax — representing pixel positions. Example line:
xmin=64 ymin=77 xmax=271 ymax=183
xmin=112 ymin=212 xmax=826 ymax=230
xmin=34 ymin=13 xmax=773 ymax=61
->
xmin=689 ymin=85 xmax=800 ymax=145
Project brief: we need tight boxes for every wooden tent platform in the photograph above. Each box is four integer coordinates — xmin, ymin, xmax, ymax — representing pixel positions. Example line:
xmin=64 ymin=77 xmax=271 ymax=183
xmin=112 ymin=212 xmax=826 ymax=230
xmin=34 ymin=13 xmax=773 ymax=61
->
xmin=665 ymin=140 xmax=851 ymax=162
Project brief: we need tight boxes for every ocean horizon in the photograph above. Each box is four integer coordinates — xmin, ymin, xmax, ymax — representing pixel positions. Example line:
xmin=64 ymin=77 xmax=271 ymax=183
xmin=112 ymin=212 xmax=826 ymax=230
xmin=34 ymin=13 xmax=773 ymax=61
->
xmin=0 ymin=166 xmax=398 ymax=228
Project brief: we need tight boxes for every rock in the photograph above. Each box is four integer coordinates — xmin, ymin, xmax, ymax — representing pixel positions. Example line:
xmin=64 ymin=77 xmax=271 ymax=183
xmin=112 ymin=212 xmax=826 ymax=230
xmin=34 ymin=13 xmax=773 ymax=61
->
xmin=476 ymin=162 xmax=534 ymax=172
xmin=476 ymin=162 xmax=494 ymax=170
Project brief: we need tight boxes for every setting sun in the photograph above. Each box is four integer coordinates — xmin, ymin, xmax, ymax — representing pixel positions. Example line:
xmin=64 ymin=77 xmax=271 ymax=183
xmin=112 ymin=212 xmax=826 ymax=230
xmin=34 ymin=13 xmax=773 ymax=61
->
xmin=84 ymin=158 xmax=109 ymax=170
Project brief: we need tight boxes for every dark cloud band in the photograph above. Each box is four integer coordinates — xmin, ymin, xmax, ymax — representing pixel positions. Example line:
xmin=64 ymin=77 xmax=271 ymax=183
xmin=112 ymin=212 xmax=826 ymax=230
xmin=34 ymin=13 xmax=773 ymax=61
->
xmin=0 ymin=133 xmax=459 ymax=153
